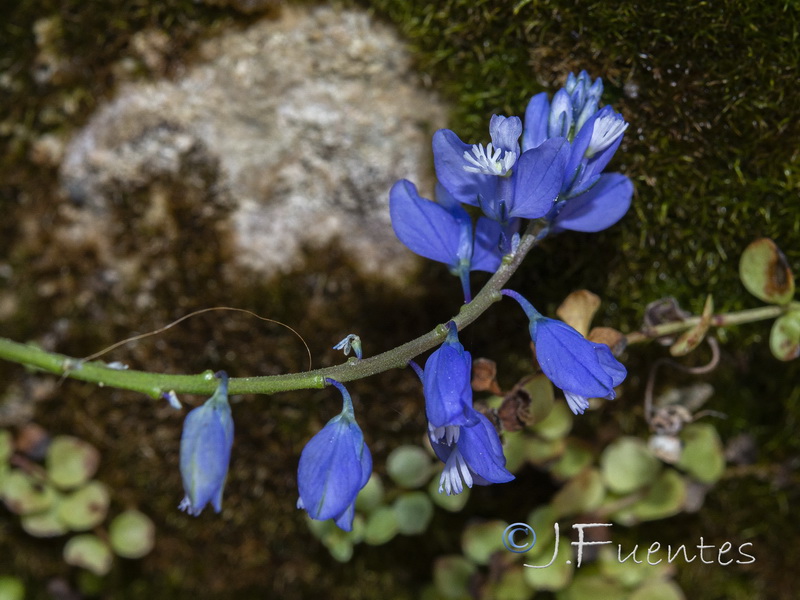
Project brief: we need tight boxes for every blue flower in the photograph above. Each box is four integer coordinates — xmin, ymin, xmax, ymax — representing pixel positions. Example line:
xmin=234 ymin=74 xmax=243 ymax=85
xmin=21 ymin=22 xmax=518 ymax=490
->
xmin=390 ymin=181 xmax=517 ymax=301
xmin=423 ymin=324 xmax=478 ymax=430
xmin=297 ymin=379 xmax=372 ymax=531
xmin=502 ymin=290 xmax=626 ymax=415
xmin=522 ymin=72 xmax=633 ymax=234
xmin=429 ymin=409 xmax=514 ymax=495
xmin=179 ymin=371 xmax=234 ymax=516
xmin=432 ymin=115 xmax=569 ymax=224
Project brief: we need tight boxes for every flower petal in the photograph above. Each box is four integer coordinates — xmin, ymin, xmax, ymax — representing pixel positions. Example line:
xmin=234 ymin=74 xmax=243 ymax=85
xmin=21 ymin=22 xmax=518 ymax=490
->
xmin=433 ymin=129 xmax=498 ymax=207
xmin=489 ymin=114 xmax=522 ymax=155
xmin=457 ymin=413 xmax=515 ymax=485
xmin=522 ymin=92 xmax=550 ymax=151
xmin=333 ymin=501 xmax=357 ymax=531
xmin=389 ymin=179 xmax=462 ymax=267
xmin=508 ymin=137 xmax=570 ymax=219
xmin=532 ymin=318 xmax=615 ymax=398
xmin=552 ymin=173 xmax=633 ymax=233
xmin=423 ymin=334 xmax=474 ymax=428
xmin=594 ymin=342 xmax=627 ymax=387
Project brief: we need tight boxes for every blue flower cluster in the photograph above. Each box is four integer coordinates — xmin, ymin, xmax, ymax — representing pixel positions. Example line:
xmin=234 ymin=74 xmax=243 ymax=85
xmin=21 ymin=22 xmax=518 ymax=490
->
xmin=391 ymin=71 xmax=633 ymax=300
xmin=419 ymin=324 xmax=514 ymax=495
xmin=175 ymin=72 xmax=630 ymax=531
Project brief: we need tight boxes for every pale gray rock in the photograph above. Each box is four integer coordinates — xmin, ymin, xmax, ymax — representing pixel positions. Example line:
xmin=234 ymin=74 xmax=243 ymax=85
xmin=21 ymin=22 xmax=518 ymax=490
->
xmin=60 ymin=6 xmax=446 ymax=279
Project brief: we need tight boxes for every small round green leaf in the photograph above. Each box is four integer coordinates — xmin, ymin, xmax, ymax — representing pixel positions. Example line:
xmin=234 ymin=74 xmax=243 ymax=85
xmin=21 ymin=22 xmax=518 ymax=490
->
xmin=355 ymin=473 xmax=384 ymax=513
xmin=63 ymin=534 xmax=113 ymax=576
xmin=525 ymin=436 xmax=566 ymax=465
xmin=394 ymin=491 xmax=434 ymax=535
xmin=0 ymin=429 xmax=13 ymax=463
xmin=22 ymin=505 xmax=69 ymax=537
xmin=363 ymin=506 xmax=398 ymax=545
xmin=532 ymin=401 xmax=573 ymax=441
xmin=770 ymin=310 xmax=800 ymax=361
xmin=556 ymin=569 xmax=627 ymax=599
xmin=321 ymin=525 xmax=354 ymax=563
xmin=428 ymin=475 xmax=470 ymax=512
xmin=386 ymin=445 xmax=433 ymax=489
xmin=1 ymin=470 xmax=57 ymax=515
xmin=461 ymin=520 xmax=508 ymax=565
xmin=522 ymin=535 xmax=573 ymax=591
xmin=601 ymin=437 xmax=661 ymax=494
xmin=739 ymin=238 xmax=795 ymax=305
xmin=551 ymin=438 xmax=594 ymax=480
xmin=598 ymin=545 xmax=649 ymax=587
xmin=0 ymin=575 xmax=25 ymax=600
xmin=501 ymin=431 xmax=528 ymax=473
xmin=521 ymin=374 xmax=556 ymax=425
xmin=46 ymin=436 xmax=100 ymax=490
xmin=629 ymin=579 xmax=686 ymax=600
xmin=632 ymin=469 xmax=687 ymax=521
xmin=57 ymin=481 xmax=110 ymax=531
xmin=677 ymin=423 xmax=725 ymax=483
xmin=109 ymin=510 xmax=155 ymax=559
xmin=433 ymin=555 xmax=476 ymax=599
xmin=486 ymin=566 xmax=534 ymax=600
xmin=551 ymin=467 xmax=605 ymax=518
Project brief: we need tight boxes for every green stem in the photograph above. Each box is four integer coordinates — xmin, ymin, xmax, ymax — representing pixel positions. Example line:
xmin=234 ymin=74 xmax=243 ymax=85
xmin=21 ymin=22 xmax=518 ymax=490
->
xmin=625 ymin=304 xmax=787 ymax=345
xmin=0 ymin=222 xmax=544 ymax=399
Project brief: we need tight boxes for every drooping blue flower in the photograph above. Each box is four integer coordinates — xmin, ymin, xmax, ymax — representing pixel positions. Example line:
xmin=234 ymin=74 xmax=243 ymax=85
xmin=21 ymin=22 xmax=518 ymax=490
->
xmin=423 ymin=323 xmax=478 ymax=430
xmin=297 ymin=379 xmax=372 ymax=531
xmin=501 ymin=289 xmax=626 ymax=415
xmin=179 ymin=371 xmax=234 ymax=516
xmin=429 ymin=409 xmax=514 ymax=495
xmin=432 ymin=115 xmax=569 ymax=224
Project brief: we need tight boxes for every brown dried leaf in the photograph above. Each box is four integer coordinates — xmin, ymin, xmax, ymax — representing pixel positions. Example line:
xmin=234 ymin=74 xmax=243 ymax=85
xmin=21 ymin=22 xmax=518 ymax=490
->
xmin=556 ymin=290 xmax=601 ymax=336
xmin=471 ymin=358 xmax=501 ymax=394
xmin=496 ymin=386 xmax=533 ymax=432
xmin=670 ymin=295 xmax=714 ymax=356
xmin=588 ymin=327 xmax=627 ymax=355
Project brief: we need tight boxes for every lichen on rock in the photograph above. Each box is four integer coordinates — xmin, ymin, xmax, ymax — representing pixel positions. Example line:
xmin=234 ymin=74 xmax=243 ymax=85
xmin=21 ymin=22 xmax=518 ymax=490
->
xmin=60 ymin=6 xmax=446 ymax=281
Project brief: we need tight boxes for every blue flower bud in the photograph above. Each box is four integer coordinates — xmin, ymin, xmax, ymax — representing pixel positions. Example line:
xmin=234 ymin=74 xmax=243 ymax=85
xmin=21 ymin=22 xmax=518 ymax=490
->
xmin=297 ymin=379 xmax=372 ymax=531
xmin=179 ymin=371 xmax=234 ymax=516
xmin=423 ymin=324 xmax=478 ymax=429
xmin=332 ymin=334 xmax=362 ymax=360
